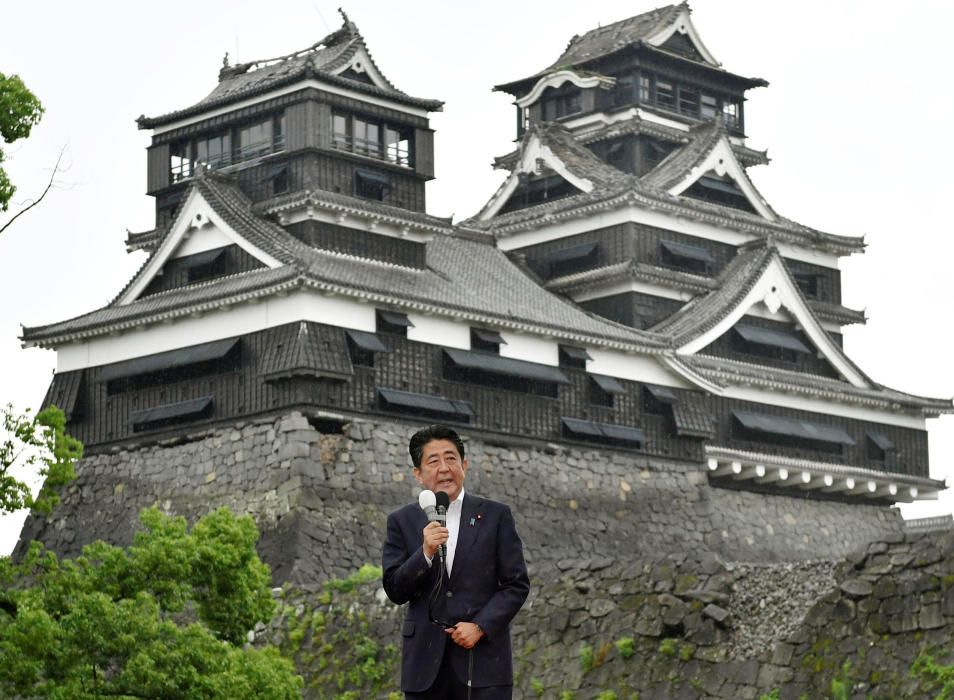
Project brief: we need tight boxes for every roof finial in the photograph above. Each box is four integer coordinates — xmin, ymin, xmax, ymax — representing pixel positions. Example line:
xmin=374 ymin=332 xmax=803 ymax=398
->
xmin=222 ymin=51 xmax=230 ymax=68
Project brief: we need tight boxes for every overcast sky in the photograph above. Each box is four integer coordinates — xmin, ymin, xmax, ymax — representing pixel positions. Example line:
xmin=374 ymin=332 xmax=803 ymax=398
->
xmin=1 ymin=0 xmax=951 ymax=553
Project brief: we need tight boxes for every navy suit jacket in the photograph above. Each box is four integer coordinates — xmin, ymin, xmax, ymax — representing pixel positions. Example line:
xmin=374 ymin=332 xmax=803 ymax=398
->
xmin=382 ymin=493 xmax=530 ymax=692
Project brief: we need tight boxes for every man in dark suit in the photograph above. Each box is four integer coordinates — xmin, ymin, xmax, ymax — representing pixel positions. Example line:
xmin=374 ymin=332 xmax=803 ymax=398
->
xmin=382 ymin=424 xmax=530 ymax=699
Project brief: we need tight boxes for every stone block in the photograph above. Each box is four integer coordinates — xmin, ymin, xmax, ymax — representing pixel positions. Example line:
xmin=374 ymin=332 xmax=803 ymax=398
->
xmin=919 ymin=603 xmax=945 ymax=630
xmin=840 ymin=578 xmax=873 ymax=598
xmin=702 ymin=603 xmax=731 ymax=624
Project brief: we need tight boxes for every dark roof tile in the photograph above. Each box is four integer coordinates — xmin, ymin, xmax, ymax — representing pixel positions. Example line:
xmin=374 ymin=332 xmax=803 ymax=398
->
xmin=138 ymin=13 xmax=441 ymax=129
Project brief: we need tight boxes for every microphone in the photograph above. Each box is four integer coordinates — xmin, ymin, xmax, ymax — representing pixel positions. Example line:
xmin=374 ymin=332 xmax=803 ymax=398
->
xmin=435 ymin=491 xmax=450 ymax=564
xmin=418 ymin=490 xmax=450 ymax=564
xmin=418 ymin=489 xmax=445 ymax=526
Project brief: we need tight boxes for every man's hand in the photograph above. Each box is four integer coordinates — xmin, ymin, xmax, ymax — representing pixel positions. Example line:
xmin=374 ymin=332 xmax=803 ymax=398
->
xmin=445 ymin=622 xmax=484 ymax=649
xmin=422 ymin=521 xmax=449 ymax=559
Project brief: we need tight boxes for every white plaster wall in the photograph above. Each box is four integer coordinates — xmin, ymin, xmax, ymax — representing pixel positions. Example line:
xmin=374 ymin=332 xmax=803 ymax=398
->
xmin=405 ymin=313 xmax=469 ymax=350
xmin=56 ymin=290 xmax=376 ymax=371
xmin=498 ymin=331 xmax=559 ymax=366
xmin=172 ymin=226 xmax=235 ymax=257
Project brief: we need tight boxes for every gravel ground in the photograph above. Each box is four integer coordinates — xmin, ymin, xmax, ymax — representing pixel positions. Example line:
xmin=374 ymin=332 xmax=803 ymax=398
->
xmin=724 ymin=560 xmax=839 ymax=660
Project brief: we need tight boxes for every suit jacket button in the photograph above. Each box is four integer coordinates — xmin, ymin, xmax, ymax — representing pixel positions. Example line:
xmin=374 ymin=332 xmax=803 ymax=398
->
xmin=446 ymin=591 xmax=453 ymax=598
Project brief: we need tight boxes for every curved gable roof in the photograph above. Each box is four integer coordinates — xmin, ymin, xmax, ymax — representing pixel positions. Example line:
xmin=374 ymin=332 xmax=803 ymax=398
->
xmin=138 ymin=11 xmax=441 ymax=129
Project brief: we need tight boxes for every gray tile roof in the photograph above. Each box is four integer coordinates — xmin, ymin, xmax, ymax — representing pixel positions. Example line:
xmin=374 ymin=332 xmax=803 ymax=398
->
xmin=256 ymin=187 xmax=458 ymax=236
xmin=646 ymin=242 xmax=774 ymax=343
xmin=672 ymin=392 xmax=714 ymax=438
xmin=138 ymin=12 xmax=441 ymax=129
xmin=546 ymin=259 xmax=713 ymax=296
xmin=548 ymin=4 xmax=684 ymax=69
xmin=529 ymin=122 xmax=631 ymax=189
xmin=494 ymin=4 xmax=683 ymax=92
xmin=467 ymin=122 xmax=864 ymax=255
xmin=493 ymin=3 xmax=765 ymax=94
xmin=22 ymin=174 xmax=667 ymax=352
xmin=682 ymin=354 xmax=953 ymax=416
xmin=259 ymin=322 xmax=354 ymax=381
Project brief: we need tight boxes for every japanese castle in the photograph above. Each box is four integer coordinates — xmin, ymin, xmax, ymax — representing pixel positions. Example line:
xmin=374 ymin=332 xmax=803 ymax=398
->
xmin=24 ymin=4 xmax=951 ymax=506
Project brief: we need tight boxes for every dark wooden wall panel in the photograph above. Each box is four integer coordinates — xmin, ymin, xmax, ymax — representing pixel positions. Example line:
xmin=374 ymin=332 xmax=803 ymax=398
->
xmin=52 ymin=322 xmax=928 ymax=482
xmin=415 ymin=128 xmax=435 ymax=179
xmin=286 ymin=220 xmax=426 ymax=268
xmin=147 ymin=143 xmax=171 ymax=194
xmin=711 ymin=396 xmax=929 ymax=477
xmin=698 ymin=316 xmax=842 ymax=378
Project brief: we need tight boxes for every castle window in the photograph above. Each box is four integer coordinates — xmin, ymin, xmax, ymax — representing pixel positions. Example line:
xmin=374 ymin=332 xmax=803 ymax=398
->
xmin=732 ymin=324 xmax=810 ymax=362
xmin=639 ymin=75 xmax=651 ymax=103
xmin=561 ymin=417 xmax=644 ymax=448
xmin=541 ymin=86 xmax=581 ymax=120
xmin=377 ymin=310 xmax=413 ymax=337
xmin=170 ymin=141 xmax=194 ymax=182
xmin=643 ymin=384 xmax=674 ymax=416
xmin=678 ymin=86 xmax=699 ymax=117
xmin=443 ymin=348 xmax=569 ymax=398
xmin=101 ymin=338 xmax=240 ymax=395
xmin=236 ymin=118 xmax=274 ymax=160
xmin=197 ymin=133 xmax=231 ymax=169
xmin=354 ymin=168 xmax=391 ymax=201
xmin=346 ymin=329 xmax=389 ymax=367
xmin=611 ymin=75 xmax=634 ymax=108
xmin=867 ymin=431 xmax=898 ymax=466
xmin=644 ymin=139 xmax=676 ymax=168
xmin=655 ymin=79 xmax=675 ymax=110
xmin=378 ymin=387 xmax=474 ymax=423
xmin=700 ymin=94 xmax=718 ymax=120
xmin=471 ymin=328 xmax=506 ymax=354
xmin=559 ymin=345 xmax=592 ymax=370
xmin=168 ymin=113 xmax=285 ymax=183
xmin=793 ymin=272 xmax=820 ymax=299
xmin=333 ymin=111 xmax=414 ymax=167
xmin=268 ymin=164 xmax=288 ymax=195
xmin=732 ymin=410 xmax=855 ymax=454
xmin=588 ymin=374 xmax=624 ymax=408
xmin=723 ymin=101 xmax=741 ymax=130
xmin=683 ymin=174 xmax=757 ymax=213
xmin=185 ymin=247 xmax=228 ymax=284
xmin=544 ymin=241 xmax=599 ymax=278
xmin=130 ymin=396 xmax=213 ymax=433
xmin=384 ymin=127 xmax=411 ymax=167
xmin=660 ymin=239 xmax=713 ymax=274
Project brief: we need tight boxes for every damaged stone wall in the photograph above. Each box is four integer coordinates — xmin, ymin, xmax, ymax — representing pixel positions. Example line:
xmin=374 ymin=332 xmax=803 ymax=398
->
xmin=259 ymin=531 xmax=954 ymax=699
xmin=17 ymin=411 xmax=945 ymax=697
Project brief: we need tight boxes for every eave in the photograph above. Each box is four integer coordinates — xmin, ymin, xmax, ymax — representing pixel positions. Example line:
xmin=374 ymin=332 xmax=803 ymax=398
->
xmin=138 ymin=70 xmax=442 ymax=130
xmin=483 ymin=187 xmax=866 ymax=257
xmin=705 ymin=446 xmax=944 ymax=504
xmin=679 ymin=354 xmax=954 ymax=417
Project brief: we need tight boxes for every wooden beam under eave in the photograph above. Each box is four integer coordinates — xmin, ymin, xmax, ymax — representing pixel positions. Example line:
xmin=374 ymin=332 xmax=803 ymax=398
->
xmin=822 ymin=476 xmax=856 ymax=493
xmin=732 ymin=464 xmax=765 ymax=481
xmin=797 ymin=472 xmax=834 ymax=490
xmin=755 ymin=466 xmax=789 ymax=485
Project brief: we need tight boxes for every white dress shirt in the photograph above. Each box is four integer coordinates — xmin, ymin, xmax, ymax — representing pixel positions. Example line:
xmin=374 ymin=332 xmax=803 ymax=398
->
xmin=444 ymin=488 xmax=464 ymax=576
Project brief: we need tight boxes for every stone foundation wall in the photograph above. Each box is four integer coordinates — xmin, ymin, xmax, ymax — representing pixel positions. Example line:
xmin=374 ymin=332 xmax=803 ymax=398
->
xmin=261 ymin=530 xmax=954 ymax=699
xmin=16 ymin=411 xmax=903 ymax=579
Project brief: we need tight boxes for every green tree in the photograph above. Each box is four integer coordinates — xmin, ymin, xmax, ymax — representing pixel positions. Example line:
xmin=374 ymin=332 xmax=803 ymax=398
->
xmin=0 ymin=506 xmax=303 ymax=698
xmin=1 ymin=404 xmax=81 ymax=515
xmin=0 ymin=71 xmax=44 ymax=212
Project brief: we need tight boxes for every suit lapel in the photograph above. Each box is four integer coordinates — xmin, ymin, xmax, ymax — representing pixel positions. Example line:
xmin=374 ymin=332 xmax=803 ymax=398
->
xmin=449 ymin=494 xmax=482 ymax=586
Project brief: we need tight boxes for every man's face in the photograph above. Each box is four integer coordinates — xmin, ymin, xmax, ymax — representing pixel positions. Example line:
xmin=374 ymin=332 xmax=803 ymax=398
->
xmin=414 ymin=438 xmax=469 ymax=502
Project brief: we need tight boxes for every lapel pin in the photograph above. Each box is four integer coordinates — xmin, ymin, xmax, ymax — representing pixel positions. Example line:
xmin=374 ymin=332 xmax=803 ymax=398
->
xmin=469 ymin=517 xmax=476 ymax=526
